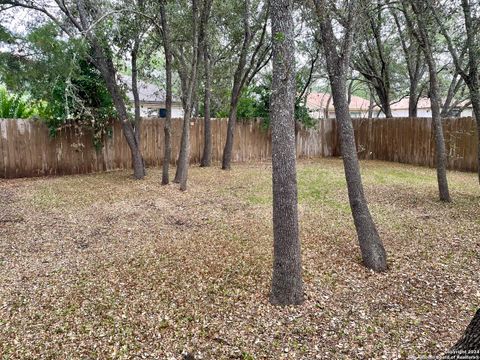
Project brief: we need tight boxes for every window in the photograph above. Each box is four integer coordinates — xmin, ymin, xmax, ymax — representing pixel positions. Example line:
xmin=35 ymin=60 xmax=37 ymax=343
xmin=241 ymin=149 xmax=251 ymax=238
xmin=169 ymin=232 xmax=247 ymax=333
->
xmin=449 ymin=108 xmax=462 ymax=117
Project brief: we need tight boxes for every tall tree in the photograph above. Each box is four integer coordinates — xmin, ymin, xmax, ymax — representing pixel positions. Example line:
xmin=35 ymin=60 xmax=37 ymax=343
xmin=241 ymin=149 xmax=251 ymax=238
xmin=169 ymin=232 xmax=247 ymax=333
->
xmin=117 ymin=0 xmax=147 ymax=173
xmin=352 ymin=1 xmax=395 ymax=118
xmin=171 ymin=0 xmax=203 ymax=191
xmin=2 ymin=0 xmax=147 ymax=179
xmin=159 ymin=0 xmax=173 ymax=185
xmin=402 ymin=0 xmax=451 ymax=202
xmin=200 ymin=0 xmax=213 ymax=167
xmin=270 ymin=0 xmax=303 ymax=305
xmin=389 ymin=0 xmax=426 ymax=117
xmin=131 ymin=37 xmax=142 ymax=151
xmin=221 ymin=0 xmax=271 ymax=170
xmin=311 ymin=0 xmax=388 ymax=272
xmin=430 ymin=0 xmax=480 ymax=183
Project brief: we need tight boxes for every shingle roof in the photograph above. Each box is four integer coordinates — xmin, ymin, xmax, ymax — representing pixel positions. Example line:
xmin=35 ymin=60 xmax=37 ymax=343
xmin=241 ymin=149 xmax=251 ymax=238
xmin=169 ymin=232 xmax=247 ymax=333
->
xmin=118 ymin=74 xmax=180 ymax=104
xmin=306 ymin=92 xmax=376 ymax=111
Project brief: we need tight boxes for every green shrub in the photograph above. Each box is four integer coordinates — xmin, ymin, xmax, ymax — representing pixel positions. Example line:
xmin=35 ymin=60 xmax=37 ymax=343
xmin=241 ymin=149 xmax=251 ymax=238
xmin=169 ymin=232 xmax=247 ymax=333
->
xmin=0 ymin=88 xmax=37 ymax=119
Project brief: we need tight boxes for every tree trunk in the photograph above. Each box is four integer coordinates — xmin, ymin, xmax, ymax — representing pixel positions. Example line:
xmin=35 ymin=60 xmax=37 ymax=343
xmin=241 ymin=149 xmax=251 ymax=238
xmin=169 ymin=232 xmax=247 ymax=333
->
xmin=270 ymin=0 xmax=303 ymax=306
xmin=174 ymin=77 xmax=189 ymax=184
xmin=200 ymin=40 xmax=212 ymax=167
xmin=173 ymin=0 xmax=201 ymax=190
xmin=331 ymin=76 xmax=388 ymax=272
xmin=444 ymin=309 xmax=480 ymax=358
xmin=315 ymin=0 xmax=388 ymax=272
xmin=178 ymin=107 xmax=192 ymax=191
xmin=423 ymin=45 xmax=451 ymax=201
xmin=131 ymin=39 xmax=146 ymax=176
xmin=222 ymin=100 xmax=239 ymax=170
xmin=428 ymin=66 xmax=451 ymax=202
xmin=92 ymin=44 xmax=145 ymax=180
xmin=368 ymin=90 xmax=374 ymax=119
xmin=221 ymin=0 xmax=252 ymax=171
xmin=131 ymin=44 xmax=141 ymax=146
xmin=470 ymin=88 xmax=480 ymax=184
xmin=462 ymin=0 xmax=480 ymax=184
xmin=174 ymin=129 xmax=186 ymax=183
xmin=406 ymin=0 xmax=451 ymax=201
xmin=174 ymin=83 xmax=195 ymax=187
xmin=408 ymin=82 xmax=419 ymax=117
xmin=377 ymin=87 xmax=393 ymax=118
xmin=441 ymin=73 xmax=461 ymax=118
xmin=160 ymin=1 xmax=172 ymax=185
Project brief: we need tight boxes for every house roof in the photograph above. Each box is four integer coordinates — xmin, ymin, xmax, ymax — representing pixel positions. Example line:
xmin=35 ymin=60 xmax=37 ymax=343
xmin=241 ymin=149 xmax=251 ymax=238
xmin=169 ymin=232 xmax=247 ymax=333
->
xmin=306 ymin=92 xmax=375 ymax=112
xmin=118 ymin=74 xmax=181 ymax=104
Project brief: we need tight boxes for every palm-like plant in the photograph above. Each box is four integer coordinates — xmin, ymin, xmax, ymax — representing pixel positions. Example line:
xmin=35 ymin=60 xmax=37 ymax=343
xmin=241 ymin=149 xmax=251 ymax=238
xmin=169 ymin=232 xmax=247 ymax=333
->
xmin=0 ymin=88 xmax=36 ymax=119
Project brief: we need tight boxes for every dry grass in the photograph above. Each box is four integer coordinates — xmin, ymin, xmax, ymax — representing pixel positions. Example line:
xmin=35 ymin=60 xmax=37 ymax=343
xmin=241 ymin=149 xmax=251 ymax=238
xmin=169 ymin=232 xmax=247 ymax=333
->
xmin=0 ymin=158 xmax=479 ymax=359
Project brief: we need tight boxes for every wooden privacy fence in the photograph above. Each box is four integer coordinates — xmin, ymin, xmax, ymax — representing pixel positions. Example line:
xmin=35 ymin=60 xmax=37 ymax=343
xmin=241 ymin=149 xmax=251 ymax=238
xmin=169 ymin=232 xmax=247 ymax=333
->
xmin=0 ymin=116 xmax=477 ymax=178
xmin=0 ymin=117 xmax=336 ymax=178
xmin=350 ymin=117 xmax=478 ymax=173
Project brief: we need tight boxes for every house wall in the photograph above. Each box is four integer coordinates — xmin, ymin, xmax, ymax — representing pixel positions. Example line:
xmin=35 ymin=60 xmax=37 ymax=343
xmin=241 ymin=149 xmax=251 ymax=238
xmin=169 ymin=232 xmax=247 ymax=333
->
xmin=138 ymin=103 xmax=184 ymax=118
xmin=380 ymin=108 xmax=432 ymax=118
xmin=310 ymin=109 xmax=379 ymax=119
xmin=312 ymin=105 xmax=473 ymax=119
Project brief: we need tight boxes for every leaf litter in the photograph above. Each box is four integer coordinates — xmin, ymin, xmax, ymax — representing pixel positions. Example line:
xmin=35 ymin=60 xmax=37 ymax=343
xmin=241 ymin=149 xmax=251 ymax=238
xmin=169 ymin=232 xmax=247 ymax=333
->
xmin=0 ymin=159 xmax=479 ymax=359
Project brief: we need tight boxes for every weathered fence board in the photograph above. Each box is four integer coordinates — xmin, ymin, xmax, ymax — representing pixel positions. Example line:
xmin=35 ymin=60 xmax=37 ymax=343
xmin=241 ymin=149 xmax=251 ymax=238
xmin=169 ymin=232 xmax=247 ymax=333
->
xmin=351 ymin=117 xmax=478 ymax=173
xmin=0 ymin=117 xmax=477 ymax=178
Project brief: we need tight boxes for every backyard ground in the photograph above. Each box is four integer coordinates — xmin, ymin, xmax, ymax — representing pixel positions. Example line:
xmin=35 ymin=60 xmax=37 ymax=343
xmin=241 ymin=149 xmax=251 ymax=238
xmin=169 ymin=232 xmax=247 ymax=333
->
xmin=0 ymin=158 xmax=479 ymax=359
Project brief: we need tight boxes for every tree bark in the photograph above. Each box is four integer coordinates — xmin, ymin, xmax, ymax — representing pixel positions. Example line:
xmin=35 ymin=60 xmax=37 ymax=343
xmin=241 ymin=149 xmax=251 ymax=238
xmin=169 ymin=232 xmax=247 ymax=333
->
xmin=314 ymin=0 xmax=387 ymax=272
xmin=77 ymin=0 xmax=145 ymax=180
xmin=368 ymin=91 xmax=374 ymax=119
xmin=160 ymin=1 xmax=172 ymax=185
xmin=408 ymin=81 xmax=419 ymax=117
xmin=222 ymin=1 xmax=270 ymax=170
xmin=222 ymin=100 xmax=239 ymax=170
xmin=173 ymin=0 xmax=203 ymax=191
xmin=444 ymin=309 xmax=480 ymax=358
xmin=429 ymin=0 xmax=480 ymax=183
xmin=200 ymin=3 xmax=212 ymax=167
xmin=462 ymin=0 xmax=480 ymax=183
xmin=92 ymin=44 xmax=145 ymax=180
xmin=407 ymin=0 xmax=451 ymax=201
xmin=178 ymin=107 xmax=193 ymax=191
xmin=470 ymin=89 xmax=480 ymax=184
xmin=331 ymin=76 xmax=388 ymax=271
xmin=173 ymin=75 xmax=193 ymax=188
xmin=131 ymin=37 xmax=146 ymax=177
xmin=200 ymin=43 xmax=212 ymax=167
xmin=131 ymin=42 xmax=141 ymax=147
xmin=426 ymin=55 xmax=451 ymax=202
xmin=270 ymin=0 xmax=303 ymax=306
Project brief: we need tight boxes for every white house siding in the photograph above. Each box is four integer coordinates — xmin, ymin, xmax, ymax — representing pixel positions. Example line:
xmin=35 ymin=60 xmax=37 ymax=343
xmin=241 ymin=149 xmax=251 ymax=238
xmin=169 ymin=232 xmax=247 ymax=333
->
xmin=139 ymin=103 xmax=184 ymax=118
xmin=461 ymin=108 xmax=473 ymax=117
xmin=389 ymin=108 xmax=431 ymax=117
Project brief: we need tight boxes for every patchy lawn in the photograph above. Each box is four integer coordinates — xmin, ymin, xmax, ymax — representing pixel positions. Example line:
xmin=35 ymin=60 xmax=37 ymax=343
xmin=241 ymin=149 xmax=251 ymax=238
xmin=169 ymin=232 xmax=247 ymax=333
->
xmin=0 ymin=159 xmax=479 ymax=359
